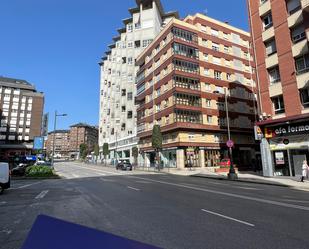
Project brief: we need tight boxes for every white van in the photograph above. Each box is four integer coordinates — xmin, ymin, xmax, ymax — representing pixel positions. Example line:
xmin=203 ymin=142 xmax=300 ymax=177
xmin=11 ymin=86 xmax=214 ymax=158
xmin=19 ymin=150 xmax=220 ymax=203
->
xmin=0 ymin=162 xmax=10 ymax=194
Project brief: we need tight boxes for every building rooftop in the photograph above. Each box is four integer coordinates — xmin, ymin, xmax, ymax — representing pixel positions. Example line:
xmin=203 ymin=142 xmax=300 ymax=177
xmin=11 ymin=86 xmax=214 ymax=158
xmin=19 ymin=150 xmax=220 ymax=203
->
xmin=70 ymin=123 xmax=97 ymax=129
xmin=0 ymin=76 xmax=36 ymax=91
xmin=48 ymin=130 xmax=70 ymax=134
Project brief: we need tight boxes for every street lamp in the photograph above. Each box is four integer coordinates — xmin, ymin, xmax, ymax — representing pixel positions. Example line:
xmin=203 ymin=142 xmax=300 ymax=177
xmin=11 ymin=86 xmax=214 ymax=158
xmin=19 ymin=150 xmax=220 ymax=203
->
xmin=224 ymin=89 xmax=238 ymax=180
xmin=51 ymin=111 xmax=67 ymax=166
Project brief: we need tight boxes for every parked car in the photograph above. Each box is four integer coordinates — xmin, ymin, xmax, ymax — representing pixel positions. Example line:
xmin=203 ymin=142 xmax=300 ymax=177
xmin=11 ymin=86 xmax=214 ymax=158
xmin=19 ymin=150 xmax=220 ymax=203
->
xmin=35 ymin=160 xmax=53 ymax=167
xmin=11 ymin=163 xmax=30 ymax=176
xmin=219 ymin=158 xmax=231 ymax=167
xmin=116 ymin=161 xmax=132 ymax=171
xmin=0 ymin=162 xmax=10 ymax=194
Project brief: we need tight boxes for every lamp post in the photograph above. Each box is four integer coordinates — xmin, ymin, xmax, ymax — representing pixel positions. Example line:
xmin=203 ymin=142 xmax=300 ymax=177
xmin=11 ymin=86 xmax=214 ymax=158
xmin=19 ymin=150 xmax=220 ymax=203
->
xmin=51 ymin=111 xmax=67 ymax=166
xmin=224 ymin=89 xmax=238 ymax=180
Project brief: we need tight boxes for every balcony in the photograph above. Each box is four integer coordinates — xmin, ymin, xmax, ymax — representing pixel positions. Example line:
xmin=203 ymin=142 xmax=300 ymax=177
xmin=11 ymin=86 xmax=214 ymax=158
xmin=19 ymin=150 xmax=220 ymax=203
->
xmin=262 ymin=26 xmax=275 ymax=42
xmin=292 ymin=39 xmax=308 ymax=57
xmin=265 ymin=53 xmax=278 ymax=69
xmin=301 ymin=0 xmax=309 ymax=12
xmin=287 ymin=8 xmax=303 ymax=28
xmin=259 ymin=0 xmax=271 ymax=17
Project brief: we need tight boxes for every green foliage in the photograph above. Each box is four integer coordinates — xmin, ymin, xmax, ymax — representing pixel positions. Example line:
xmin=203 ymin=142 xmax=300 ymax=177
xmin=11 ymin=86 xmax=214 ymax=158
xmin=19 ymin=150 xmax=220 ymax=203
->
xmin=94 ymin=144 xmax=100 ymax=157
xmin=25 ymin=166 xmax=54 ymax=177
xmin=132 ymin=147 xmax=139 ymax=159
xmin=79 ymin=143 xmax=88 ymax=159
xmin=152 ymin=125 xmax=163 ymax=151
xmin=103 ymin=143 xmax=109 ymax=157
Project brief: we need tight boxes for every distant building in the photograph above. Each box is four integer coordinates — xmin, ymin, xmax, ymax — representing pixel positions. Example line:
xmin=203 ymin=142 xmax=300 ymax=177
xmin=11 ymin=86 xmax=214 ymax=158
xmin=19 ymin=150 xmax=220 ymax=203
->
xmin=98 ymin=0 xmax=178 ymax=163
xmin=0 ymin=76 xmax=44 ymax=161
xmin=46 ymin=130 xmax=70 ymax=157
xmin=46 ymin=123 xmax=98 ymax=158
xmin=135 ymin=14 xmax=258 ymax=169
xmin=69 ymin=123 xmax=98 ymax=157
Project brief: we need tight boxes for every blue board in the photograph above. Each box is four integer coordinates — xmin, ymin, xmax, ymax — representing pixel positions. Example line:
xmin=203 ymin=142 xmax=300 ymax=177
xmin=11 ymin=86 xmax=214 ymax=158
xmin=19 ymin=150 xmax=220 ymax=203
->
xmin=21 ymin=215 xmax=162 ymax=249
xmin=33 ymin=136 xmax=44 ymax=150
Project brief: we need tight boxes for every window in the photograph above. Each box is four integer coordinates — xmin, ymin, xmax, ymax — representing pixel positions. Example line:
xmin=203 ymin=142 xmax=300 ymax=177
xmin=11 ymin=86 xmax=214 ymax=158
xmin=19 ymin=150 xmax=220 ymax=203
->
xmin=214 ymin=71 xmax=222 ymax=80
xmin=127 ymin=111 xmax=133 ymax=119
xmin=227 ymin=73 xmax=232 ymax=81
xmin=121 ymin=89 xmax=126 ymax=96
xmin=207 ymin=115 xmax=213 ymax=123
xmin=121 ymin=123 xmax=126 ymax=131
xmin=142 ymin=39 xmax=153 ymax=47
xmin=206 ymin=99 xmax=211 ymax=107
xmin=224 ymin=46 xmax=229 ymax=53
xmin=156 ymin=104 xmax=161 ymax=112
xmin=212 ymin=43 xmax=220 ymax=51
xmin=127 ymin=24 xmax=133 ymax=32
xmin=262 ymin=13 xmax=273 ymax=30
xmin=211 ymin=29 xmax=219 ymax=37
xmin=205 ymin=83 xmax=211 ymax=92
xmin=127 ymin=92 xmax=133 ymax=100
xmin=295 ymin=54 xmax=309 ymax=74
xmin=204 ymin=53 xmax=208 ymax=61
xmin=128 ymin=42 xmax=133 ymax=48
xmin=286 ymin=0 xmax=301 ymax=15
xmin=213 ymin=57 xmax=221 ymax=65
xmin=265 ymin=38 xmax=277 ymax=56
xmin=204 ymin=69 xmax=210 ymax=76
xmin=300 ymin=88 xmax=309 ymax=108
xmin=223 ymin=33 xmax=228 ymax=40
xmin=128 ymin=57 xmax=133 ymax=65
xmin=291 ymin=25 xmax=306 ymax=43
xmin=268 ymin=66 xmax=281 ymax=84
xmin=135 ymin=22 xmax=141 ymax=29
xmin=135 ymin=40 xmax=141 ymax=48
xmin=272 ymin=95 xmax=285 ymax=114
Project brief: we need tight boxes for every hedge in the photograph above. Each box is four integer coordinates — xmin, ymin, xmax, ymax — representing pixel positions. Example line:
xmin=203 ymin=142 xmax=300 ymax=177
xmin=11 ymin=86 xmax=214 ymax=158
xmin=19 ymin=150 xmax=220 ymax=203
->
xmin=25 ymin=166 xmax=54 ymax=177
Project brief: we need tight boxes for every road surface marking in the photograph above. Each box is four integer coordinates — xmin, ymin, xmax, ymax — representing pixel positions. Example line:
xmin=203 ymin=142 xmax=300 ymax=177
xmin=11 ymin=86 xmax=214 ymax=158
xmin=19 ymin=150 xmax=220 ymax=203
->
xmin=0 ymin=201 xmax=7 ymax=205
xmin=201 ymin=209 xmax=255 ymax=227
xmin=204 ymin=181 xmax=227 ymax=186
xmin=130 ymin=176 xmax=309 ymax=211
xmin=71 ymin=173 xmax=80 ymax=178
xmin=0 ymin=229 xmax=12 ymax=235
xmin=135 ymin=181 xmax=152 ymax=184
xmin=11 ymin=182 xmax=41 ymax=190
xmin=127 ymin=186 xmax=140 ymax=191
xmin=35 ymin=190 xmax=49 ymax=199
xmin=282 ymin=199 xmax=309 ymax=203
xmin=100 ymin=178 xmax=115 ymax=182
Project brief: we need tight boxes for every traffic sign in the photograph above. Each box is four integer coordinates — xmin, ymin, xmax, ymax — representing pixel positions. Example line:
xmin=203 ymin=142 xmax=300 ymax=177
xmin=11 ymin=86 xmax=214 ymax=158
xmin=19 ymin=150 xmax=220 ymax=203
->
xmin=226 ymin=140 xmax=234 ymax=148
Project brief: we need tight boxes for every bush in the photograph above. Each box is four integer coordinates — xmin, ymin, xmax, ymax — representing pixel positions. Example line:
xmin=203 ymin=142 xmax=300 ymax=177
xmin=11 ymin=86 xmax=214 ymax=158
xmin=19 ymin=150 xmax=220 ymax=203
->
xmin=25 ymin=166 xmax=54 ymax=177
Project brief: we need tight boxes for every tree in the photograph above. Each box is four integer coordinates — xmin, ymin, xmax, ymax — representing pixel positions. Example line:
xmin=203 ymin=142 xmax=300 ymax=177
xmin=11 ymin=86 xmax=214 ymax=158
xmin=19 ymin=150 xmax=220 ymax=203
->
xmin=103 ymin=143 xmax=109 ymax=166
xmin=79 ymin=143 xmax=88 ymax=160
xmin=94 ymin=144 xmax=100 ymax=164
xmin=132 ymin=146 xmax=139 ymax=167
xmin=152 ymin=125 xmax=163 ymax=171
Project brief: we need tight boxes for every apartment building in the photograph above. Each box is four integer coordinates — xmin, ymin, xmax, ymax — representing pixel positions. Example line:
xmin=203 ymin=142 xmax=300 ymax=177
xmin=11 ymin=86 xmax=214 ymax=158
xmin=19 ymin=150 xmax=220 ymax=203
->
xmin=135 ymin=14 xmax=258 ymax=169
xmin=46 ymin=130 xmax=70 ymax=157
xmin=98 ymin=0 xmax=178 ymax=164
xmin=69 ymin=123 xmax=98 ymax=157
xmin=0 ymin=76 xmax=44 ymax=161
xmin=248 ymin=0 xmax=309 ymax=177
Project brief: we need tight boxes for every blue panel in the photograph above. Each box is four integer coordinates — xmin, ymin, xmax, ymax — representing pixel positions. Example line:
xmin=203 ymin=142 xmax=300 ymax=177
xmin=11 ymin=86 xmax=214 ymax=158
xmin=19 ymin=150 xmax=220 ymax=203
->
xmin=21 ymin=215 xmax=162 ymax=249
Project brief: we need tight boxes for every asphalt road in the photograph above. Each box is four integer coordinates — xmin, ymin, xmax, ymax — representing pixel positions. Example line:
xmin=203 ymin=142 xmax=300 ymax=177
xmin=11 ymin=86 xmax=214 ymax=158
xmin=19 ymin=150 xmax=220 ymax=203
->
xmin=1 ymin=161 xmax=309 ymax=249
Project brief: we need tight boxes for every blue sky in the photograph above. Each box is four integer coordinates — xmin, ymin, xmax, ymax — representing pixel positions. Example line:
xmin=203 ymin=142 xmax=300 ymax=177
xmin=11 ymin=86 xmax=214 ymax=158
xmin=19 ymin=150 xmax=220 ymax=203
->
xmin=0 ymin=0 xmax=249 ymax=130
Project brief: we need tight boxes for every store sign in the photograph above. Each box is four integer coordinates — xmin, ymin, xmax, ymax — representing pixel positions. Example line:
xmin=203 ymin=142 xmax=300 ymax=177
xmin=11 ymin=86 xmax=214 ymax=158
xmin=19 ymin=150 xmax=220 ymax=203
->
xmin=275 ymin=152 xmax=284 ymax=165
xmin=254 ymin=126 xmax=263 ymax=140
xmin=265 ymin=121 xmax=309 ymax=138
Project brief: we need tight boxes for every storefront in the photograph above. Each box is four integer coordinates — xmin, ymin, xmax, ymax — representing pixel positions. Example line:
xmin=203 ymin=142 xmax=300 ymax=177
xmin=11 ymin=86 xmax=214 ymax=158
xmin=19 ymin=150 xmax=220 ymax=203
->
xmin=258 ymin=117 xmax=309 ymax=177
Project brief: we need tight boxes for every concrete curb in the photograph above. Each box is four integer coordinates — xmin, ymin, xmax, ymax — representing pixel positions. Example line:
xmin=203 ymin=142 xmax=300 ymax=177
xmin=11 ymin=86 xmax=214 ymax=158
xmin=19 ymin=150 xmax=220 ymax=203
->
xmin=191 ymin=174 xmax=291 ymax=187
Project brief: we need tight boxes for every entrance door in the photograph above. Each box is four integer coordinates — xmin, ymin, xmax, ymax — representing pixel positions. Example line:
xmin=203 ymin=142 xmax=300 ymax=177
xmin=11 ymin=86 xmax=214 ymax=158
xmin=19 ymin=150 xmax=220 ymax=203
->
xmin=292 ymin=154 xmax=307 ymax=177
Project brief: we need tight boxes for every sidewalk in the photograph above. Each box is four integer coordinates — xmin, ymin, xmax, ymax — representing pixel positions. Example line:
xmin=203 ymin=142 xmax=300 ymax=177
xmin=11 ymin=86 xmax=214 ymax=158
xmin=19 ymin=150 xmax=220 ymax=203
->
xmin=134 ymin=166 xmax=309 ymax=191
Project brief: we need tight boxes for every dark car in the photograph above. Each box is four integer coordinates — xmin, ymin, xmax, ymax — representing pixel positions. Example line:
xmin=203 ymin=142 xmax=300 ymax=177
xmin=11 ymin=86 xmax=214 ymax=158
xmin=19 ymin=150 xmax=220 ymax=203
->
xmin=116 ymin=161 xmax=132 ymax=171
xmin=11 ymin=163 xmax=30 ymax=176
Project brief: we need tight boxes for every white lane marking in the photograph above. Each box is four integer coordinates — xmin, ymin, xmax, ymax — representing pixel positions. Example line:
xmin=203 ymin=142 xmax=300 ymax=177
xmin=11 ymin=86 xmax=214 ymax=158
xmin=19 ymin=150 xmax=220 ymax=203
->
xmin=0 ymin=229 xmax=12 ymax=235
xmin=205 ymin=181 xmax=227 ymax=186
xmin=127 ymin=186 xmax=140 ymax=191
xmin=71 ymin=173 xmax=80 ymax=178
xmin=201 ymin=209 xmax=255 ymax=227
xmin=129 ymin=176 xmax=309 ymax=211
xmin=11 ymin=182 xmax=41 ymax=190
xmin=234 ymin=186 xmax=262 ymax=191
xmin=135 ymin=180 xmax=152 ymax=184
xmin=100 ymin=178 xmax=115 ymax=182
xmin=35 ymin=190 xmax=49 ymax=199
xmin=0 ymin=201 xmax=7 ymax=205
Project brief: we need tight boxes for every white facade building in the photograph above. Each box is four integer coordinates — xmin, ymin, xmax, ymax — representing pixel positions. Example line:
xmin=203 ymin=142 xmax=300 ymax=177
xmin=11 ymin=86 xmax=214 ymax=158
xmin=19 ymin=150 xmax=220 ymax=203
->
xmin=99 ymin=0 xmax=178 ymax=164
